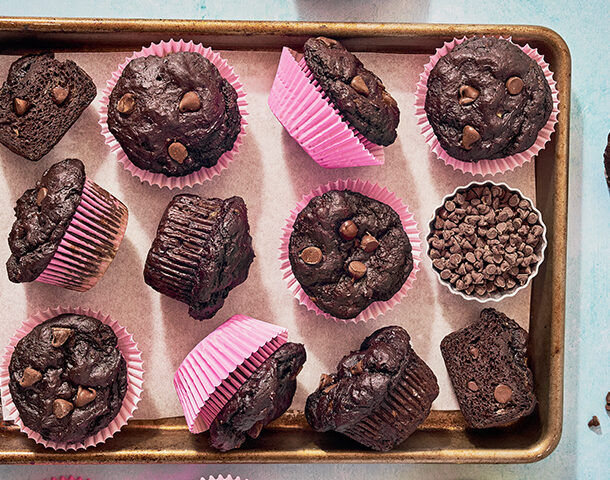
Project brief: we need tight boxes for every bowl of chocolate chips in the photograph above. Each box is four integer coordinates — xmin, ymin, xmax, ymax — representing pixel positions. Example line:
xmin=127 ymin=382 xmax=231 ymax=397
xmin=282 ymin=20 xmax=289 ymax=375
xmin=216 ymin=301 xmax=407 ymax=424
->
xmin=427 ymin=182 xmax=547 ymax=302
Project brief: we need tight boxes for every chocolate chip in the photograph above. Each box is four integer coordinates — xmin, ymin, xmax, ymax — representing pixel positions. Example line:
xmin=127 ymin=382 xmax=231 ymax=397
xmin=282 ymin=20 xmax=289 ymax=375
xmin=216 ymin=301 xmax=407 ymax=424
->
xmin=13 ymin=98 xmax=29 ymax=116
xmin=467 ymin=380 xmax=479 ymax=391
xmin=508 ymin=194 xmax=520 ymax=207
xmin=53 ymin=399 xmax=73 ymax=419
xmin=458 ymin=85 xmax=479 ymax=105
xmin=506 ymin=76 xmax=524 ymax=95
xmin=51 ymin=86 xmax=69 ymax=105
xmin=339 ymin=220 xmax=358 ymax=241
xmin=445 ymin=200 xmax=456 ymax=212
xmin=300 ymin=246 xmax=323 ymax=265
xmin=350 ymin=75 xmax=369 ymax=96
xmin=168 ymin=141 xmax=188 ymax=163
xmin=36 ymin=187 xmax=48 ymax=206
xmin=360 ymin=233 xmax=379 ymax=253
xmin=348 ymin=261 xmax=367 ymax=280
xmin=494 ymin=384 xmax=512 ymax=403
xmin=469 ymin=346 xmax=479 ymax=359
xmin=462 ymin=125 xmax=481 ymax=150
xmin=350 ymin=359 xmax=365 ymax=375
xmin=382 ymin=91 xmax=398 ymax=108
xmin=588 ymin=416 xmax=600 ymax=428
xmin=318 ymin=36 xmax=338 ymax=47
xmin=319 ymin=373 xmax=334 ymax=390
xmin=51 ymin=327 xmax=72 ymax=348
xmin=117 ymin=93 xmax=135 ymax=115
xmin=75 ymin=386 xmax=97 ymax=407
xmin=19 ymin=367 xmax=42 ymax=388
xmin=248 ymin=421 xmax=264 ymax=439
xmin=179 ymin=91 xmax=201 ymax=112
xmin=440 ymin=269 xmax=451 ymax=280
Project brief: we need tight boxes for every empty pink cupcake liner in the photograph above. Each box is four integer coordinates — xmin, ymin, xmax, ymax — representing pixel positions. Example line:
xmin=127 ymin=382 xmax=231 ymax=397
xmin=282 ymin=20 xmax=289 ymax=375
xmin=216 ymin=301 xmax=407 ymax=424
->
xmin=35 ymin=178 xmax=128 ymax=292
xmin=268 ymin=47 xmax=384 ymax=169
xmin=280 ymin=178 xmax=422 ymax=324
xmin=174 ymin=315 xmax=288 ymax=433
xmin=414 ymin=36 xmax=560 ymax=176
xmin=0 ymin=306 xmax=144 ymax=451
xmin=99 ymin=39 xmax=248 ymax=189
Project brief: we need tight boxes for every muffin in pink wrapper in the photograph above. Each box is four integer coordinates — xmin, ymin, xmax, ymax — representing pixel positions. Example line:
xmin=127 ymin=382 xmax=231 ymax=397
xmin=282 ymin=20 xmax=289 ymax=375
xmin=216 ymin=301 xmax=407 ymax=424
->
xmin=280 ymin=178 xmax=422 ymax=324
xmin=415 ymin=36 xmax=560 ymax=176
xmin=0 ymin=306 xmax=143 ymax=451
xmin=269 ymin=40 xmax=395 ymax=168
xmin=99 ymin=39 xmax=248 ymax=189
xmin=174 ymin=315 xmax=306 ymax=452
xmin=6 ymin=158 xmax=128 ymax=292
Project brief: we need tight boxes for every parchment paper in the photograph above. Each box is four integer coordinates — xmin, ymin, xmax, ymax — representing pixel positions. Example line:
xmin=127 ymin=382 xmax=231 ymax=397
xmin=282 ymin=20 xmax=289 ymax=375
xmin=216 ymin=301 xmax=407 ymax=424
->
xmin=0 ymin=50 xmax=536 ymax=419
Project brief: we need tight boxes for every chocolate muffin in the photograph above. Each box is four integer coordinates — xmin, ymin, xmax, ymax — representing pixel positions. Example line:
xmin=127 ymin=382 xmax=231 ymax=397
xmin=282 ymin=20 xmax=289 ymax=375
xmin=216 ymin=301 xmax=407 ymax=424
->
xmin=440 ymin=308 xmax=536 ymax=428
xmin=144 ymin=194 xmax=254 ymax=320
xmin=289 ymin=190 xmax=413 ymax=319
xmin=305 ymin=326 xmax=438 ymax=451
xmin=6 ymin=158 xmax=86 ymax=283
xmin=0 ymin=53 xmax=96 ymax=161
xmin=8 ymin=314 xmax=127 ymax=444
xmin=425 ymin=37 xmax=552 ymax=162
xmin=107 ymin=51 xmax=241 ymax=177
xmin=209 ymin=342 xmax=306 ymax=451
xmin=304 ymin=37 xmax=400 ymax=146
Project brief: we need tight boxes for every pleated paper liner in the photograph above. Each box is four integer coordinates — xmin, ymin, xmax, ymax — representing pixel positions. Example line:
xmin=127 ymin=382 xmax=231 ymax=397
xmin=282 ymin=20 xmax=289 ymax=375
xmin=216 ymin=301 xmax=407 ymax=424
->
xmin=203 ymin=476 xmax=246 ymax=480
xmin=268 ymin=47 xmax=384 ymax=169
xmin=48 ymin=477 xmax=88 ymax=480
xmin=174 ymin=315 xmax=287 ymax=433
xmin=35 ymin=178 xmax=128 ymax=292
xmin=0 ymin=306 xmax=144 ymax=450
xmin=414 ymin=36 xmax=560 ymax=176
xmin=99 ymin=39 xmax=248 ymax=189
xmin=280 ymin=178 xmax=422 ymax=324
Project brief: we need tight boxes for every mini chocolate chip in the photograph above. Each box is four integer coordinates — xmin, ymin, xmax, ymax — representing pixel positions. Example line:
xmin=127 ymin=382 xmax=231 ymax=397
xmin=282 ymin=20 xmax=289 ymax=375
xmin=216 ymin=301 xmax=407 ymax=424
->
xmin=339 ymin=220 xmax=358 ymax=241
xmin=462 ymin=125 xmax=481 ymax=150
xmin=19 ymin=367 xmax=42 ymax=388
xmin=319 ymin=373 xmax=334 ymax=390
xmin=53 ymin=399 xmax=73 ymax=419
xmin=469 ymin=346 xmax=479 ymax=359
xmin=360 ymin=233 xmax=379 ymax=253
xmin=117 ymin=93 xmax=135 ymax=115
xmin=382 ymin=91 xmax=398 ymax=108
xmin=508 ymin=194 xmax=520 ymax=207
xmin=75 ymin=386 xmax=97 ymax=407
xmin=467 ymin=381 xmax=479 ymax=392
xmin=348 ymin=260 xmax=367 ymax=280
xmin=168 ymin=141 xmax=188 ymax=163
xmin=249 ymin=421 xmax=264 ymax=439
xmin=506 ymin=76 xmax=524 ymax=95
xmin=36 ymin=187 xmax=48 ymax=206
xmin=51 ymin=327 xmax=73 ymax=348
xmin=13 ymin=98 xmax=29 ymax=116
xmin=445 ymin=200 xmax=456 ymax=212
xmin=440 ymin=269 xmax=451 ymax=280
xmin=51 ymin=86 xmax=69 ymax=105
xmin=300 ymin=246 xmax=323 ymax=265
xmin=458 ymin=85 xmax=479 ymax=105
xmin=588 ymin=416 xmax=600 ymax=428
xmin=350 ymin=75 xmax=369 ymax=96
xmin=494 ymin=384 xmax=512 ymax=403
xmin=318 ymin=36 xmax=338 ymax=47
xmin=350 ymin=359 xmax=365 ymax=375
xmin=527 ymin=212 xmax=539 ymax=224
xmin=179 ymin=91 xmax=201 ymax=112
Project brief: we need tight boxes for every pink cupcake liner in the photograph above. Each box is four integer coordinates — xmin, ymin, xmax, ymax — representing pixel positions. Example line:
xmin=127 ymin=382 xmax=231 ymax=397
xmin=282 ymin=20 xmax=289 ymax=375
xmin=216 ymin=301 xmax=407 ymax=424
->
xmin=280 ymin=178 xmax=422 ymax=324
xmin=203 ymin=476 xmax=245 ymax=480
xmin=0 ymin=306 xmax=144 ymax=451
xmin=268 ymin=47 xmax=384 ymax=169
xmin=35 ymin=179 xmax=128 ymax=292
xmin=99 ymin=39 xmax=248 ymax=189
xmin=414 ymin=36 xmax=560 ymax=176
xmin=48 ymin=477 xmax=88 ymax=480
xmin=174 ymin=315 xmax=288 ymax=433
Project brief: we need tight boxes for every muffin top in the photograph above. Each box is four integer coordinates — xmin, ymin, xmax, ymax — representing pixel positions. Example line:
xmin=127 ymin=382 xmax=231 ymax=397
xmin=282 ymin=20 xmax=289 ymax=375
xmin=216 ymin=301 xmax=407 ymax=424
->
xmin=6 ymin=158 xmax=85 ymax=283
xmin=304 ymin=37 xmax=400 ymax=146
xmin=425 ymin=37 xmax=552 ymax=162
xmin=8 ymin=314 xmax=127 ymax=443
xmin=289 ymin=190 xmax=412 ymax=319
xmin=107 ymin=51 xmax=241 ymax=177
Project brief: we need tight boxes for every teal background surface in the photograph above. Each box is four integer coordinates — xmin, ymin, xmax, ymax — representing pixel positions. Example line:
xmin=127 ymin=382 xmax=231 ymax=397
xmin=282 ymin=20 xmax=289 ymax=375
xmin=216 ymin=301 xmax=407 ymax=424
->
xmin=0 ymin=1 xmax=608 ymax=478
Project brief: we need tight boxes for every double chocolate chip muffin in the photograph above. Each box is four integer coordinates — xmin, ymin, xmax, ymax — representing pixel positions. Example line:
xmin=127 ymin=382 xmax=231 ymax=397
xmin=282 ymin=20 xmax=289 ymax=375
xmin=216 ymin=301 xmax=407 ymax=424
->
xmin=425 ymin=37 xmax=553 ymax=162
xmin=144 ymin=194 xmax=254 ymax=320
xmin=8 ymin=314 xmax=128 ymax=444
xmin=289 ymin=190 xmax=413 ymax=319
xmin=209 ymin=342 xmax=306 ymax=451
xmin=305 ymin=326 xmax=438 ymax=451
xmin=107 ymin=51 xmax=241 ymax=177
xmin=441 ymin=308 xmax=536 ymax=428
xmin=0 ymin=53 xmax=96 ymax=161
xmin=304 ymin=37 xmax=400 ymax=146
xmin=6 ymin=158 xmax=86 ymax=283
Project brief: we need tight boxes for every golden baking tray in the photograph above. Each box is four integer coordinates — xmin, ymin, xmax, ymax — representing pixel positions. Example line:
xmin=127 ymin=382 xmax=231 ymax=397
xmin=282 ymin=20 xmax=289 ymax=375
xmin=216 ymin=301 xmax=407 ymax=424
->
xmin=0 ymin=17 xmax=569 ymax=464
